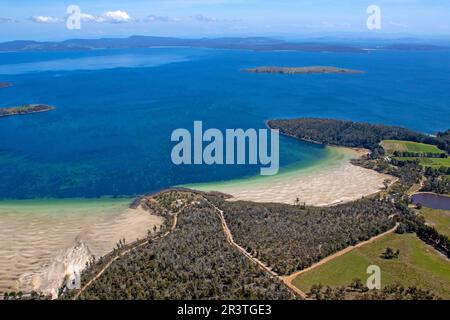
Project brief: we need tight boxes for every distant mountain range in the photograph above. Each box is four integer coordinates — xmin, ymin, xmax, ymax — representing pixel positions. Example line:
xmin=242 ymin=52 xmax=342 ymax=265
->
xmin=0 ymin=36 xmax=448 ymax=52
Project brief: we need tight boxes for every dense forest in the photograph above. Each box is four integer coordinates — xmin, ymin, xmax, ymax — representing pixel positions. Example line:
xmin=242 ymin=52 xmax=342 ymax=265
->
xmin=284 ymin=117 xmax=447 ymax=195
xmin=421 ymin=175 xmax=450 ymax=194
xmin=268 ymin=118 xmax=450 ymax=154
xmin=435 ymin=130 xmax=450 ymax=154
xmin=416 ymin=224 xmax=450 ymax=258
xmin=64 ymin=191 xmax=294 ymax=300
xmin=307 ymin=280 xmax=440 ymax=300
xmin=207 ymin=194 xmax=396 ymax=275
xmin=392 ymin=151 xmax=447 ymax=158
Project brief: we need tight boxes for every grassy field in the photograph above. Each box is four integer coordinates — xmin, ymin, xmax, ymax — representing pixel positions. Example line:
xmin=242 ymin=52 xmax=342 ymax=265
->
xmin=420 ymin=207 xmax=450 ymax=238
xmin=381 ymin=140 xmax=445 ymax=155
xmin=293 ymin=233 xmax=450 ymax=299
xmin=394 ymin=157 xmax=450 ymax=168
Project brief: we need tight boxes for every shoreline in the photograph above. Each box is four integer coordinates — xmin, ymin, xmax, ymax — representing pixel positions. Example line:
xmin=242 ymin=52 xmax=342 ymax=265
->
xmin=186 ymin=146 xmax=395 ymax=206
xmin=412 ymin=191 xmax=450 ymax=197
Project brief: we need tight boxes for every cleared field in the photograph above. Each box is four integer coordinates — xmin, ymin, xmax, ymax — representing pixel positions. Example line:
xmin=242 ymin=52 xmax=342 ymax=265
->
xmin=420 ymin=207 xmax=450 ymax=238
xmin=394 ymin=157 xmax=450 ymax=168
xmin=381 ymin=140 xmax=444 ymax=155
xmin=293 ymin=233 xmax=450 ymax=299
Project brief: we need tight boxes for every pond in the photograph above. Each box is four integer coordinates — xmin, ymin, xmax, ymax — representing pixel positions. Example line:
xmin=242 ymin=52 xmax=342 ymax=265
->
xmin=411 ymin=193 xmax=450 ymax=210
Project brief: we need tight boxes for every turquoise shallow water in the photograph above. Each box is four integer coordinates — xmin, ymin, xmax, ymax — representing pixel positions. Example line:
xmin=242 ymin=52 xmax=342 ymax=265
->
xmin=0 ymin=48 xmax=449 ymax=199
xmin=184 ymin=144 xmax=342 ymax=190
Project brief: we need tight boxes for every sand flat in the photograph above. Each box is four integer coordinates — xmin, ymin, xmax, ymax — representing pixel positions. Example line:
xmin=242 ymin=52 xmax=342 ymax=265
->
xmin=189 ymin=147 xmax=395 ymax=206
xmin=0 ymin=199 xmax=163 ymax=297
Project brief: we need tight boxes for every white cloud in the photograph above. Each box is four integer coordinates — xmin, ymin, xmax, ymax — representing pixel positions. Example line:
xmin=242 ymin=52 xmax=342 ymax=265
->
xmin=191 ymin=14 xmax=217 ymax=22
xmin=30 ymin=16 xmax=62 ymax=23
xmin=72 ymin=10 xmax=134 ymax=24
xmin=97 ymin=10 xmax=133 ymax=23
xmin=80 ymin=13 xmax=98 ymax=23
xmin=145 ymin=15 xmax=181 ymax=23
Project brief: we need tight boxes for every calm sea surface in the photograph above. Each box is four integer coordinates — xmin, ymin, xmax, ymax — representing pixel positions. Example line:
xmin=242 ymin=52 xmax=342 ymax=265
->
xmin=0 ymin=48 xmax=449 ymax=199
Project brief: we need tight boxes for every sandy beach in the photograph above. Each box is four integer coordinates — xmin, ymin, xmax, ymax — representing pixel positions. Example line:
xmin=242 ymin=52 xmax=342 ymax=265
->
xmin=188 ymin=147 xmax=395 ymax=206
xmin=0 ymin=198 xmax=163 ymax=297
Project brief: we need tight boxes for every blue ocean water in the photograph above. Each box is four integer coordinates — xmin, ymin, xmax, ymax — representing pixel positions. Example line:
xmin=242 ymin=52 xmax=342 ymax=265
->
xmin=0 ymin=47 xmax=449 ymax=199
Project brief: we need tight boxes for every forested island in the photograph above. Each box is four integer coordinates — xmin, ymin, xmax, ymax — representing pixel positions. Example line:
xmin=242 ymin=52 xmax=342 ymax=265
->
xmin=243 ymin=66 xmax=363 ymax=74
xmin=0 ymin=82 xmax=11 ymax=88
xmin=0 ymin=104 xmax=55 ymax=117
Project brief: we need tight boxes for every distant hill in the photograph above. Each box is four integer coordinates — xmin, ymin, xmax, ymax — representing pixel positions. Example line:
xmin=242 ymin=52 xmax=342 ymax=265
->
xmin=1 ymin=35 xmax=447 ymax=53
xmin=0 ymin=36 xmax=364 ymax=52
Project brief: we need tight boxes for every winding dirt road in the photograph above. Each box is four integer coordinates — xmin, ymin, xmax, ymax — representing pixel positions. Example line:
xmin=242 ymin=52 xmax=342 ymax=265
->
xmin=204 ymin=198 xmax=307 ymax=299
xmin=72 ymin=196 xmax=398 ymax=301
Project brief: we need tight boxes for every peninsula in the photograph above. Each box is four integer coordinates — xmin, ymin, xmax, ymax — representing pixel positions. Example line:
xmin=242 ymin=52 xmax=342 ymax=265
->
xmin=242 ymin=66 xmax=363 ymax=74
xmin=2 ymin=119 xmax=448 ymax=301
xmin=0 ymin=104 xmax=55 ymax=118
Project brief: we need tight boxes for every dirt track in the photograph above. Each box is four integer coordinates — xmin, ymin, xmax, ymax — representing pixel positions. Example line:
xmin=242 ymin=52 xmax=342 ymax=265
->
xmin=72 ymin=197 xmax=399 ymax=301
xmin=204 ymin=198 xmax=307 ymax=299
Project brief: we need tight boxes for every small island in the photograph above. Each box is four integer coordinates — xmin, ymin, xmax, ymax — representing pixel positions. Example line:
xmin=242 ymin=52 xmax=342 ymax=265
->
xmin=0 ymin=104 xmax=55 ymax=118
xmin=242 ymin=66 xmax=364 ymax=74
xmin=0 ymin=82 xmax=12 ymax=88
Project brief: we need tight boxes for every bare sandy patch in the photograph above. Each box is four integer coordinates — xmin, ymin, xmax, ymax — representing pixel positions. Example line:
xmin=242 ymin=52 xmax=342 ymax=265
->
xmin=190 ymin=147 xmax=395 ymax=206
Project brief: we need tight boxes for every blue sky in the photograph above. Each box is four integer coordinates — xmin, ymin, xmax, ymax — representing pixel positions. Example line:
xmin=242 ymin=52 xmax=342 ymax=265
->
xmin=0 ymin=0 xmax=449 ymax=41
